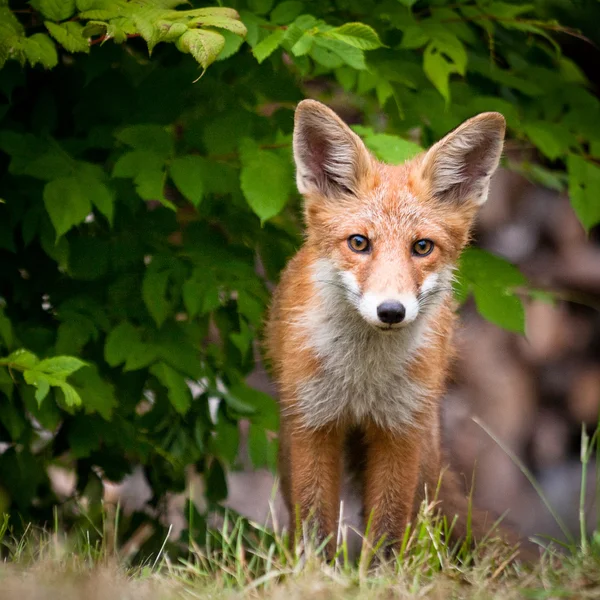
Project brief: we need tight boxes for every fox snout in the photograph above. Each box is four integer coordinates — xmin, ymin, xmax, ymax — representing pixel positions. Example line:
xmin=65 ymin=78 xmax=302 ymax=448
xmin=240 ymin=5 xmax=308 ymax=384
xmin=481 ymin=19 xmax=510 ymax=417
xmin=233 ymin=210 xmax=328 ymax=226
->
xmin=357 ymin=289 xmax=420 ymax=330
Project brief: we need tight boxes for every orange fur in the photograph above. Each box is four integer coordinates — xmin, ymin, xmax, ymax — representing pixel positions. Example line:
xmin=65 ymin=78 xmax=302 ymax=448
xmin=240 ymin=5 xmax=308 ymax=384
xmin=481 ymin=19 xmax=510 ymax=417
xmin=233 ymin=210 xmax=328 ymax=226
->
xmin=266 ymin=100 xmax=536 ymax=561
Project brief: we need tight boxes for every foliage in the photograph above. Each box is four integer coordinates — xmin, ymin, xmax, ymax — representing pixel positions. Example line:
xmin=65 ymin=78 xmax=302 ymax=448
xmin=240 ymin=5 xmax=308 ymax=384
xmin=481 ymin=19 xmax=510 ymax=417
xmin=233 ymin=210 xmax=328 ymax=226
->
xmin=0 ymin=0 xmax=599 ymax=558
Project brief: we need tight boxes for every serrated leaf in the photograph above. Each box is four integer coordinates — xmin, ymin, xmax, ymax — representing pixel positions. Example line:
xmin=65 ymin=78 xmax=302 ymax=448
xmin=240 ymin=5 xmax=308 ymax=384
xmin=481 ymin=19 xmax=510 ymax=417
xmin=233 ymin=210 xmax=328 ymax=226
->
xmin=291 ymin=32 xmax=313 ymax=56
xmin=177 ymin=28 xmax=225 ymax=69
xmin=2 ymin=348 xmax=35 ymax=372
xmin=271 ymin=1 xmax=304 ymax=25
xmin=567 ymin=154 xmax=600 ymax=232
xmin=239 ymin=140 xmax=292 ymax=222
xmin=169 ymin=7 xmax=240 ymax=19
xmin=150 ymin=362 xmax=192 ymax=415
xmin=313 ymin=37 xmax=366 ymax=70
xmin=57 ymin=381 xmax=82 ymax=407
xmin=38 ymin=0 xmax=76 ymax=21
xmin=45 ymin=21 xmax=90 ymax=53
xmin=216 ymin=29 xmax=244 ymax=61
xmin=253 ymin=29 xmax=285 ymax=63
xmin=324 ymin=22 xmax=383 ymax=50
xmin=43 ymin=177 xmax=92 ymax=238
xmin=37 ymin=356 xmax=87 ymax=377
xmin=21 ymin=33 xmax=58 ymax=69
xmin=189 ymin=16 xmax=247 ymax=37
xmin=170 ymin=155 xmax=204 ymax=206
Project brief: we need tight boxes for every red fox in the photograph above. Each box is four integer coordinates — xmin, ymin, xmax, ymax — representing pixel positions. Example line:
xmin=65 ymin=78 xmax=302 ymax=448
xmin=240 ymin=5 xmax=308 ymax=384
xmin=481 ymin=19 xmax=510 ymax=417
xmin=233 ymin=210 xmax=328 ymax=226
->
xmin=266 ymin=100 xmax=532 ymax=559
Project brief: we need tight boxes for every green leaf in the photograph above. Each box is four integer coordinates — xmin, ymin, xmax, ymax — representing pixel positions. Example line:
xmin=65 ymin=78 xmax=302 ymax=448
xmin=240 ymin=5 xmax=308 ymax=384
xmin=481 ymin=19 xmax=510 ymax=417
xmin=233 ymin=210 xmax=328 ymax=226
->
xmin=270 ymin=1 xmax=304 ymax=25
xmin=216 ymin=29 xmax=244 ymax=61
xmin=228 ymin=383 xmax=279 ymax=431
xmin=248 ymin=0 xmax=274 ymax=16
xmin=38 ymin=0 xmax=76 ymax=21
xmin=239 ymin=140 xmax=293 ymax=222
xmin=313 ymin=37 xmax=366 ymax=70
xmin=104 ymin=322 xmax=139 ymax=367
xmin=0 ymin=308 xmax=13 ymax=351
xmin=189 ymin=16 xmax=247 ymax=37
xmin=324 ymin=22 xmax=383 ymax=50
xmin=115 ymin=125 xmax=173 ymax=159
xmin=170 ymin=155 xmax=204 ymax=207
xmin=248 ymin=424 xmax=269 ymax=468
xmin=177 ymin=29 xmax=225 ymax=69
xmin=142 ymin=263 xmax=172 ymax=327
xmin=252 ymin=29 xmax=285 ymax=63
xmin=34 ymin=378 xmax=50 ymax=405
xmin=112 ymin=150 xmax=162 ymax=178
xmin=45 ymin=21 xmax=90 ymax=53
xmin=212 ymin=411 xmax=239 ymax=465
xmin=112 ymin=149 xmax=171 ymax=207
xmin=1 ymin=349 xmax=39 ymax=370
xmin=353 ymin=126 xmax=422 ymax=164
xmin=423 ymin=34 xmax=467 ymax=102
xmin=21 ymin=33 xmax=59 ymax=69
xmin=23 ymin=369 xmax=82 ymax=407
xmin=43 ymin=176 xmax=92 ymax=238
xmin=37 ymin=356 xmax=87 ymax=377
xmin=400 ymin=25 xmax=430 ymax=49
xmin=524 ymin=122 xmax=576 ymax=161
xmin=150 ymin=362 xmax=192 ymax=415
xmin=457 ymin=248 xmax=526 ymax=334
xmin=567 ymin=154 xmax=600 ymax=232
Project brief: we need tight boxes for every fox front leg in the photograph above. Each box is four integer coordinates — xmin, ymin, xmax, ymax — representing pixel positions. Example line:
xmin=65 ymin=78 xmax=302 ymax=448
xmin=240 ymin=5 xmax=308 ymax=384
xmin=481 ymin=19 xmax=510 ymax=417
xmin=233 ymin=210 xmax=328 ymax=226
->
xmin=363 ymin=423 xmax=422 ymax=557
xmin=285 ymin=420 xmax=344 ymax=558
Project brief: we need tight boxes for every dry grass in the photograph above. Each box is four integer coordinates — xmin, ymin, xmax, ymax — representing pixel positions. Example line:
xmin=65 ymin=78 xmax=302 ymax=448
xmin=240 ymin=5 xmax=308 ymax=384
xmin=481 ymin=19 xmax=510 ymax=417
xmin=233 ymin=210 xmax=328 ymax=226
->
xmin=1 ymin=501 xmax=600 ymax=600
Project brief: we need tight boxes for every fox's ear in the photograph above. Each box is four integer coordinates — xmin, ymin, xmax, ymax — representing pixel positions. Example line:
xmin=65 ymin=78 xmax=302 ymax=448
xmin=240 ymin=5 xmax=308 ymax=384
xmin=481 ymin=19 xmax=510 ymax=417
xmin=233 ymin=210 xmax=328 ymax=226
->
xmin=293 ymin=99 xmax=372 ymax=198
xmin=420 ymin=112 xmax=505 ymax=206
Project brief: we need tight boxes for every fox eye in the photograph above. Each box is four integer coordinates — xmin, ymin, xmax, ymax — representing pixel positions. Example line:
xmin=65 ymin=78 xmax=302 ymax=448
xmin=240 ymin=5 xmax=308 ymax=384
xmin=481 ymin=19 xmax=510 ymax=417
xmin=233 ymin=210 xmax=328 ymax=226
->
xmin=412 ymin=239 xmax=434 ymax=257
xmin=348 ymin=234 xmax=370 ymax=253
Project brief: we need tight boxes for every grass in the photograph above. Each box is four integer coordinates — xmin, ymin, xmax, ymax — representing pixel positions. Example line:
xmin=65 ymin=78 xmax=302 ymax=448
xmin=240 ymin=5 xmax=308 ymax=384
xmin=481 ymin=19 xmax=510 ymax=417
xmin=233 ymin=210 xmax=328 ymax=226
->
xmin=1 ymin=423 xmax=600 ymax=598
xmin=1 ymin=498 xmax=600 ymax=600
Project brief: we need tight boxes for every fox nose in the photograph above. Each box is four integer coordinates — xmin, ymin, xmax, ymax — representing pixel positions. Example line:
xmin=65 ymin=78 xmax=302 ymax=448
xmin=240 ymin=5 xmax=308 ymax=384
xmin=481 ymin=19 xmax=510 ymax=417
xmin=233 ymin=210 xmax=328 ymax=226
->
xmin=376 ymin=301 xmax=406 ymax=325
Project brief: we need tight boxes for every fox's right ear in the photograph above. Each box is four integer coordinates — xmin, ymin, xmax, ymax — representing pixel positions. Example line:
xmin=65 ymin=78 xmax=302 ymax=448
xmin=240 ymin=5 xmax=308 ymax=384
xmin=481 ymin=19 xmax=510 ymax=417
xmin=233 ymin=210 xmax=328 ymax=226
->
xmin=293 ymin=100 xmax=372 ymax=198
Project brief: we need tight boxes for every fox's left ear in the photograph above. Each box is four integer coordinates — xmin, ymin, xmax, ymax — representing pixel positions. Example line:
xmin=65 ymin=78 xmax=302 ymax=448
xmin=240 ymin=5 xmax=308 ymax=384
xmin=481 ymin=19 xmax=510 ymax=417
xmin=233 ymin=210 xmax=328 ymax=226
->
xmin=419 ymin=112 xmax=505 ymax=206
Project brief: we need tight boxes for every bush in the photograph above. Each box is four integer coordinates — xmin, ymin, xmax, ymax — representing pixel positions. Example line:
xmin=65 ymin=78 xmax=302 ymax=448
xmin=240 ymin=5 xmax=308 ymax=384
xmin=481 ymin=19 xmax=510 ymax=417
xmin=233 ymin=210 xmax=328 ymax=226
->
xmin=0 ymin=0 xmax=599 ymax=556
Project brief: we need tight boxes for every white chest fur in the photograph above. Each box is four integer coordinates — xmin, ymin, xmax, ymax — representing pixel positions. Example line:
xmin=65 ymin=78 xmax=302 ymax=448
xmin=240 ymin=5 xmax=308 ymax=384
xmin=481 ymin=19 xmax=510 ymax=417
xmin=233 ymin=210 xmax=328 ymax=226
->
xmin=293 ymin=259 xmax=438 ymax=431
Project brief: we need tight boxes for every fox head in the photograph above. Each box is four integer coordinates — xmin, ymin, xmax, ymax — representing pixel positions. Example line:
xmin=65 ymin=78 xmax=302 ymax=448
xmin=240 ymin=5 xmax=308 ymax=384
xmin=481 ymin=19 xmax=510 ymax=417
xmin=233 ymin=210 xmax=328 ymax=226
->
xmin=293 ymin=100 xmax=505 ymax=331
